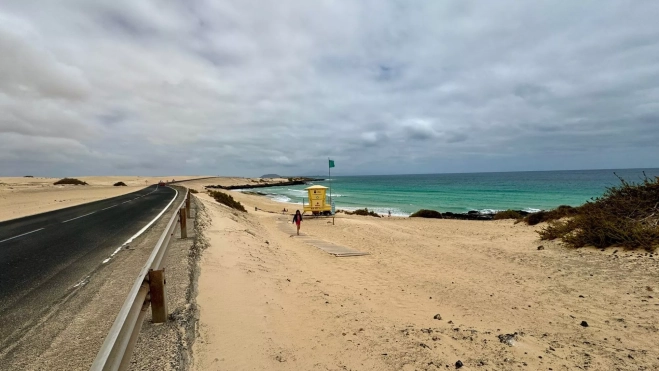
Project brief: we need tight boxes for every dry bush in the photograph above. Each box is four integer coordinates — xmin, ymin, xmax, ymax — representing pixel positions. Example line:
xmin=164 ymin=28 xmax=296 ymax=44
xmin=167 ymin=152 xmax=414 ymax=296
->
xmin=344 ymin=208 xmax=380 ymax=217
xmin=524 ymin=205 xmax=578 ymax=225
xmin=189 ymin=189 xmax=199 ymax=194
xmin=207 ymin=190 xmax=247 ymax=212
xmin=113 ymin=181 xmax=127 ymax=186
xmin=54 ymin=178 xmax=88 ymax=185
xmin=493 ymin=209 xmax=523 ymax=220
xmin=538 ymin=175 xmax=659 ymax=251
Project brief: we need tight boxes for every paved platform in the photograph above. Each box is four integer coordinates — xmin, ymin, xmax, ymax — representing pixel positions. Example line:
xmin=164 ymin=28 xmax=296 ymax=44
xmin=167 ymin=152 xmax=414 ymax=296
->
xmin=277 ymin=220 xmax=369 ymax=257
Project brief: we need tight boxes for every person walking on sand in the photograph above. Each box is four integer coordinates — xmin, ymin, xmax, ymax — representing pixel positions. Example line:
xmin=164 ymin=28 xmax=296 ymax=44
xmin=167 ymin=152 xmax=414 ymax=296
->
xmin=292 ymin=210 xmax=303 ymax=235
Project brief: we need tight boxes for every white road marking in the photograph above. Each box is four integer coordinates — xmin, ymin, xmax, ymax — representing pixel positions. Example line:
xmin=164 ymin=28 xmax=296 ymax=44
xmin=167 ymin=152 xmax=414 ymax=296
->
xmin=62 ymin=211 xmax=96 ymax=223
xmin=99 ymin=187 xmax=157 ymax=210
xmin=0 ymin=228 xmax=46 ymax=244
xmin=102 ymin=187 xmax=179 ymax=264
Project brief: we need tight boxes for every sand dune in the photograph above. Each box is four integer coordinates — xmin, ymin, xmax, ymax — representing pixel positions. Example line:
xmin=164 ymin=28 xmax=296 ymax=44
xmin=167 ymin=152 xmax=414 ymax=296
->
xmin=184 ymin=178 xmax=659 ymax=370
xmin=0 ymin=176 xmax=204 ymax=222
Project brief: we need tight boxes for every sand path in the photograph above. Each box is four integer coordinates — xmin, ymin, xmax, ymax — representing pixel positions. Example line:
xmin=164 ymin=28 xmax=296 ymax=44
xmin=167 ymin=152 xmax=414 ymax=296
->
xmin=190 ymin=185 xmax=658 ymax=371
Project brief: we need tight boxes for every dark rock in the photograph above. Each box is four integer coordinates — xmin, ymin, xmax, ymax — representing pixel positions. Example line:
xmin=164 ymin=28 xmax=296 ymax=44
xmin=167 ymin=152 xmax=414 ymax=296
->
xmin=410 ymin=209 xmax=443 ymax=219
xmin=580 ymin=321 xmax=589 ymax=327
xmin=205 ymin=179 xmax=310 ymax=190
xmin=537 ymin=245 xmax=545 ymax=250
xmin=419 ymin=343 xmax=429 ymax=348
xmin=455 ymin=360 xmax=464 ymax=368
xmin=433 ymin=314 xmax=442 ymax=320
xmin=497 ymin=333 xmax=518 ymax=346
xmin=579 ymin=295 xmax=584 ymax=298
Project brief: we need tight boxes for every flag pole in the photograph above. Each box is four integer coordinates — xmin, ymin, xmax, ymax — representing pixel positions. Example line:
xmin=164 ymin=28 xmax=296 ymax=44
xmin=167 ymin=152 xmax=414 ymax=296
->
xmin=328 ymin=157 xmax=332 ymax=205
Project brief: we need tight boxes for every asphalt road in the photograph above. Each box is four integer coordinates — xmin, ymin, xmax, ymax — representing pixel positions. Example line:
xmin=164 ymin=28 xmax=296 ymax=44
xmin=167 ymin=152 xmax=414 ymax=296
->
xmin=0 ymin=185 xmax=177 ymax=350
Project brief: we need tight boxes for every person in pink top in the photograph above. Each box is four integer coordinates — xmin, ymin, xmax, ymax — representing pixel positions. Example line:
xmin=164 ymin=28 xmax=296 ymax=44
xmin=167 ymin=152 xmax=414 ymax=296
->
xmin=292 ymin=210 xmax=303 ymax=235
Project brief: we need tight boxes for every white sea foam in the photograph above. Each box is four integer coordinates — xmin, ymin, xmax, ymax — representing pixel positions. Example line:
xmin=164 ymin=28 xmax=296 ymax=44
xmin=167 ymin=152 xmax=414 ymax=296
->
xmin=269 ymin=195 xmax=292 ymax=203
xmin=476 ymin=209 xmax=504 ymax=214
xmin=337 ymin=206 xmax=410 ymax=217
xmin=523 ymin=207 xmax=543 ymax=213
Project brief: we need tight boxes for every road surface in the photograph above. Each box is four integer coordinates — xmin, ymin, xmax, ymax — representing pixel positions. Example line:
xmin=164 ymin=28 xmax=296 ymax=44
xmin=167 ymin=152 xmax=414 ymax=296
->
xmin=0 ymin=185 xmax=177 ymax=353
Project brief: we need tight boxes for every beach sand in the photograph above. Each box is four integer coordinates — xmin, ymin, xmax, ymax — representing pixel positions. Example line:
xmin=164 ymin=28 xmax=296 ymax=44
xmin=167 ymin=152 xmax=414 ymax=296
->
xmin=0 ymin=176 xmax=205 ymax=222
xmin=187 ymin=178 xmax=659 ymax=370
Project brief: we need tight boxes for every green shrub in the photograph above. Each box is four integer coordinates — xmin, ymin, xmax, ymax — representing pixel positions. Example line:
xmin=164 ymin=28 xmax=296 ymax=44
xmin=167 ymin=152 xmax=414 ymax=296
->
xmin=113 ymin=181 xmax=127 ymax=186
xmin=493 ymin=209 xmax=523 ymax=220
xmin=538 ymin=175 xmax=659 ymax=251
xmin=208 ymin=190 xmax=247 ymax=212
xmin=54 ymin=178 xmax=88 ymax=185
xmin=410 ymin=209 xmax=443 ymax=219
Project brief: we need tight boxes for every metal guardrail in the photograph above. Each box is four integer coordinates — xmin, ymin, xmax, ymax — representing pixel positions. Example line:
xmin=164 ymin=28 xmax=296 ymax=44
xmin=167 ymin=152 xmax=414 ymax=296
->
xmin=90 ymin=187 xmax=190 ymax=371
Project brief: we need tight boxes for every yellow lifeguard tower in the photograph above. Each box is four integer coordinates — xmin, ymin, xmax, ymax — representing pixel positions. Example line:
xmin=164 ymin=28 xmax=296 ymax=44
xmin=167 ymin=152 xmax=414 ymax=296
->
xmin=303 ymin=185 xmax=332 ymax=215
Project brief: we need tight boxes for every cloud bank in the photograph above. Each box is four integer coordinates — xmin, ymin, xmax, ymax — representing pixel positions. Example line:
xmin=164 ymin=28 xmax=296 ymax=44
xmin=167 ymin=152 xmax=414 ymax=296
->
xmin=1 ymin=1 xmax=658 ymax=176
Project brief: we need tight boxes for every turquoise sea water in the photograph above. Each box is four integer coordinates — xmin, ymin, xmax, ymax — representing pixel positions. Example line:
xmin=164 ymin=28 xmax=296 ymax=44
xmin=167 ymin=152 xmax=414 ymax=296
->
xmin=238 ymin=168 xmax=659 ymax=216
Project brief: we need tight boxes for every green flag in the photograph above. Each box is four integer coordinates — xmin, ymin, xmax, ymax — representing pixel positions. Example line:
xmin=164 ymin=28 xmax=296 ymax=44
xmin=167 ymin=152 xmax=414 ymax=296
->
xmin=329 ymin=159 xmax=335 ymax=168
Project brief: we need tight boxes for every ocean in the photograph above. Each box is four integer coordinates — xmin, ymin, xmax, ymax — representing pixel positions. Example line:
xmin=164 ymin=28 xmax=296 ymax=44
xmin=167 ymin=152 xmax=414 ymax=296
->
xmin=238 ymin=168 xmax=659 ymax=216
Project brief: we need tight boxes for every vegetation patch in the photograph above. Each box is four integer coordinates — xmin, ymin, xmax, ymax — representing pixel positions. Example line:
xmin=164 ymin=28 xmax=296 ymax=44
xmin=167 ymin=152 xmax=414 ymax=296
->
xmin=538 ymin=175 xmax=659 ymax=251
xmin=340 ymin=208 xmax=381 ymax=217
xmin=524 ymin=205 xmax=578 ymax=225
xmin=410 ymin=209 xmax=443 ymax=219
xmin=53 ymin=178 xmax=88 ymax=185
xmin=493 ymin=209 xmax=524 ymax=220
xmin=24 ymin=175 xmax=34 ymax=178
xmin=208 ymin=190 xmax=247 ymax=212
xmin=113 ymin=181 xmax=127 ymax=186
xmin=189 ymin=189 xmax=199 ymax=194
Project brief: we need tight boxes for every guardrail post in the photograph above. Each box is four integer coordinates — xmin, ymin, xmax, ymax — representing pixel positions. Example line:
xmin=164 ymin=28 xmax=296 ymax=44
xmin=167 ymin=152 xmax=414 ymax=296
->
xmin=148 ymin=269 xmax=168 ymax=323
xmin=186 ymin=192 xmax=191 ymax=216
xmin=180 ymin=207 xmax=187 ymax=238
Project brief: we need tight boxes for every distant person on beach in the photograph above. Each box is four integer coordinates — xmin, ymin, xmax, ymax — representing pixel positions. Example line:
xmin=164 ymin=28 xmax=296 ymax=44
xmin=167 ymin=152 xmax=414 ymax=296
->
xmin=388 ymin=210 xmax=392 ymax=217
xmin=292 ymin=210 xmax=303 ymax=235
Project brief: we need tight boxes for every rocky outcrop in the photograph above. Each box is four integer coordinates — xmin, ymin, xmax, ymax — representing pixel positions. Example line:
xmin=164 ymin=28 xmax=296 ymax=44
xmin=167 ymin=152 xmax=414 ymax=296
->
xmin=206 ymin=180 xmax=307 ymax=190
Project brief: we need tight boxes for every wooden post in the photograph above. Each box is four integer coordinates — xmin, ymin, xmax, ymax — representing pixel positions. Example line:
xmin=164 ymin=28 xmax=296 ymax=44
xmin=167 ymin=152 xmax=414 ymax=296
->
xmin=186 ymin=192 xmax=191 ymax=216
xmin=180 ymin=207 xmax=187 ymax=238
xmin=148 ymin=269 xmax=168 ymax=323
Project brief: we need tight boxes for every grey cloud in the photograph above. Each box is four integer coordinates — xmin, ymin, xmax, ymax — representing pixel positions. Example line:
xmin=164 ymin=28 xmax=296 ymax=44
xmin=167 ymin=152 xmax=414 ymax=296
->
xmin=0 ymin=15 xmax=90 ymax=100
xmin=0 ymin=0 xmax=658 ymax=176
xmin=446 ymin=133 xmax=468 ymax=143
xmin=403 ymin=120 xmax=438 ymax=140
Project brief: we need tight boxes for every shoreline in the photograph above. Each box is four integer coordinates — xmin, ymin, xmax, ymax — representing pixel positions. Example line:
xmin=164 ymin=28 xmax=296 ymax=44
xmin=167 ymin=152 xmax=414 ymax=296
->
xmin=232 ymin=189 xmax=533 ymax=220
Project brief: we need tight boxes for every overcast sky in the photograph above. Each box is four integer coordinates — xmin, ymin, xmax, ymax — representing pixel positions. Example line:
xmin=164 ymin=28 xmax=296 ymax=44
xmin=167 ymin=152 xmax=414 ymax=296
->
xmin=1 ymin=1 xmax=658 ymax=177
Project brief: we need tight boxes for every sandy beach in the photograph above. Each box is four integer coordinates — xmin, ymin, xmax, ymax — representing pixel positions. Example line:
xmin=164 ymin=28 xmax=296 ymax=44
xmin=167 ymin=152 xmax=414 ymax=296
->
xmin=186 ymin=178 xmax=659 ymax=370
xmin=0 ymin=176 xmax=205 ymax=222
